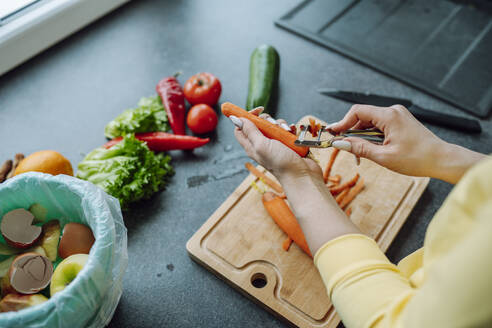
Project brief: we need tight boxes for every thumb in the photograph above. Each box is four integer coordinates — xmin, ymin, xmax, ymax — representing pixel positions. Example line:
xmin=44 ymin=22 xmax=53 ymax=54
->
xmin=332 ymin=137 xmax=383 ymax=161
xmin=240 ymin=118 xmax=267 ymax=148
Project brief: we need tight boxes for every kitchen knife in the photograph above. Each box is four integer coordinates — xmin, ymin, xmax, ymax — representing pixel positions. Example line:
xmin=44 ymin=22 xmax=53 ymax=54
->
xmin=318 ymin=89 xmax=482 ymax=133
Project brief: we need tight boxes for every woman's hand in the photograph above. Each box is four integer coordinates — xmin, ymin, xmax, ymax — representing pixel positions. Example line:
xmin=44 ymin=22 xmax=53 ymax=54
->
xmin=229 ymin=109 xmax=360 ymax=254
xmin=231 ymin=109 xmax=322 ymax=181
xmin=328 ymin=104 xmax=485 ymax=184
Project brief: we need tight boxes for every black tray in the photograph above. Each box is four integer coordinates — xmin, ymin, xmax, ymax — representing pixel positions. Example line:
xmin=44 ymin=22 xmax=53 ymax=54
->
xmin=276 ymin=0 xmax=492 ymax=117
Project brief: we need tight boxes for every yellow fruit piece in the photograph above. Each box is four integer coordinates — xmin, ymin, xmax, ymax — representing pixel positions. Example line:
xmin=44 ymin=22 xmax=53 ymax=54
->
xmin=14 ymin=150 xmax=73 ymax=176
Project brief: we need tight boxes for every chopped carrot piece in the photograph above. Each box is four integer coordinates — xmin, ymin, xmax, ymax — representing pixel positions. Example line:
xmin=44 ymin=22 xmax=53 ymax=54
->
xmin=340 ymin=177 xmax=365 ymax=209
xmin=323 ymin=149 xmax=340 ymax=183
xmin=328 ymin=174 xmax=341 ymax=184
xmin=262 ymin=192 xmax=312 ymax=257
xmin=345 ymin=207 xmax=352 ymax=216
xmin=282 ymin=237 xmax=293 ymax=251
xmin=245 ymin=163 xmax=284 ymax=194
xmin=330 ymin=173 xmax=359 ymax=195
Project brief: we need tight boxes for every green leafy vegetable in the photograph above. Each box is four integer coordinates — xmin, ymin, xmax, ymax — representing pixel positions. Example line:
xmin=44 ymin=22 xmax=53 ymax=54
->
xmin=77 ymin=134 xmax=173 ymax=208
xmin=104 ymin=95 xmax=170 ymax=139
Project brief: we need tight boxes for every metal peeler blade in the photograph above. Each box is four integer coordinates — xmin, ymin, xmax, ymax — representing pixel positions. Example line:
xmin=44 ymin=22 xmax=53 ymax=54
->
xmin=294 ymin=125 xmax=384 ymax=148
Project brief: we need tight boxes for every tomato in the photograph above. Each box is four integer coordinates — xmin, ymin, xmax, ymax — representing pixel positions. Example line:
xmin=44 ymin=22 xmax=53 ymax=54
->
xmin=186 ymin=104 xmax=218 ymax=134
xmin=183 ymin=73 xmax=222 ymax=106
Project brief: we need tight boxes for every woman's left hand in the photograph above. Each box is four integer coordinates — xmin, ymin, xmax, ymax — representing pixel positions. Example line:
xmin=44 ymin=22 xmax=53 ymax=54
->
xmin=230 ymin=109 xmax=322 ymax=181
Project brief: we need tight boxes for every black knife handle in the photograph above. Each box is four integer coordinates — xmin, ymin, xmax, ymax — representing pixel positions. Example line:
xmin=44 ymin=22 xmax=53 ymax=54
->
xmin=409 ymin=105 xmax=481 ymax=134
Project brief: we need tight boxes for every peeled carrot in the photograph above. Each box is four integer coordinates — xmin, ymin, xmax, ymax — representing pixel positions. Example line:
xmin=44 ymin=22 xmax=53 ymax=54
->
xmin=262 ymin=192 xmax=312 ymax=257
xmin=282 ymin=237 xmax=293 ymax=251
xmin=335 ymin=188 xmax=350 ymax=205
xmin=323 ymin=149 xmax=340 ymax=183
xmin=245 ymin=163 xmax=284 ymax=194
xmin=221 ymin=102 xmax=309 ymax=157
xmin=330 ymin=173 xmax=360 ymax=195
xmin=340 ymin=177 xmax=365 ymax=209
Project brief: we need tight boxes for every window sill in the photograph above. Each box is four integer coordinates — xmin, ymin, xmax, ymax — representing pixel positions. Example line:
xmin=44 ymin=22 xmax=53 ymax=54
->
xmin=0 ymin=0 xmax=130 ymax=76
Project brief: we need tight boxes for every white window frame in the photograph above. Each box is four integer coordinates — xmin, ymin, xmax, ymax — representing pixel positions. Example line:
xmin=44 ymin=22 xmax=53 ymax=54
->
xmin=0 ymin=0 xmax=130 ymax=76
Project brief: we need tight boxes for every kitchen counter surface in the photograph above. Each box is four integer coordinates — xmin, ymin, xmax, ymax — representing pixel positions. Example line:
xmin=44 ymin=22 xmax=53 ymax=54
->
xmin=0 ymin=1 xmax=490 ymax=327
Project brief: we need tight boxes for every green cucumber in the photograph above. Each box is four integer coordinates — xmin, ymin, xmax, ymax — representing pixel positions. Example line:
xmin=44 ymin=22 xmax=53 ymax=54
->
xmin=246 ymin=44 xmax=280 ymax=114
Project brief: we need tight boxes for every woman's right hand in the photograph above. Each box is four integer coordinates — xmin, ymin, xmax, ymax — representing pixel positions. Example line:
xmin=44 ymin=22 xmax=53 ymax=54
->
xmin=328 ymin=104 xmax=485 ymax=184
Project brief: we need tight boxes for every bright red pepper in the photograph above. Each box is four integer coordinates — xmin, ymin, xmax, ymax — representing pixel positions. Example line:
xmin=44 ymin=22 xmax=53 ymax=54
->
xmin=156 ymin=75 xmax=186 ymax=135
xmin=103 ymin=132 xmax=210 ymax=151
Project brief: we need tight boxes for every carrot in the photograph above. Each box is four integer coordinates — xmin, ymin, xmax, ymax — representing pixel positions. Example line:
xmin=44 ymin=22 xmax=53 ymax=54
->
xmin=345 ymin=207 xmax=352 ymax=216
xmin=330 ymin=173 xmax=359 ymax=195
xmin=245 ymin=163 xmax=284 ymax=194
xmin=221 ymin=102 xmax=309 ymax=157
xmin=328 ymin=174 xmax=341 ymax=184
xmin=323 ymin=149 xmax=340 ymax=183
xmin=262 ymin=192 xmax=312 ymax=257
xmin=282 ymin=237 xmax=293 ymax=251
xmin=340 ymin=177 xmax=365 ymax=209
xmin=335 ymin=188 xmax=349 ymax=205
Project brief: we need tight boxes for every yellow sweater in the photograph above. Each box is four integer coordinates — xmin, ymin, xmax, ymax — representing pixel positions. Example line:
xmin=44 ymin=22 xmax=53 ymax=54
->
xmin=314 ymin=157 xmax=492 ymax=328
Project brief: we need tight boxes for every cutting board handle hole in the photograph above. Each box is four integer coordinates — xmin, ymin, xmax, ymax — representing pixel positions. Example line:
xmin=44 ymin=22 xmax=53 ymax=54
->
xmin=251 ymin=273 xmax=267 ymax=288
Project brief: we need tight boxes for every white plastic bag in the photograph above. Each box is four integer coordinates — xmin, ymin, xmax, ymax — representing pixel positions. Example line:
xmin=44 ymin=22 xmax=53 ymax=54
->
xmin=0 ymin=173 xmax=128 ymax=328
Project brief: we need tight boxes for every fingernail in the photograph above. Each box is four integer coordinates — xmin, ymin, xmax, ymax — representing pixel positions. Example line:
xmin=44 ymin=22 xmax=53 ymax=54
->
xmin=266 ymin=117 xmax=279 ymax=125
xmin=253 ymin=106 xmax=264 ymax=112
xmin=326 ymin=122 xmax=338 ymax=130
xmin=280 ymin=123 xmax=290 ymax=131
xmin=332 ymin=140 xmax=351 ymax=151
xmin=229 ymin=115 xmax=243 ymax=129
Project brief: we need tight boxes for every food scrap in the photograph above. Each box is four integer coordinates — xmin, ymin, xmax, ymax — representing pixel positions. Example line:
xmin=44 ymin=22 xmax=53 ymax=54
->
xmin=308 ymin=118 xmax=322 ymax=137
xmin=0 ymin=207 xmax=94 ymax=312
xmin=323 ymin=149 xmax=340 ymax=183
xmin=245 ymin=163 xmax=284 ymax=195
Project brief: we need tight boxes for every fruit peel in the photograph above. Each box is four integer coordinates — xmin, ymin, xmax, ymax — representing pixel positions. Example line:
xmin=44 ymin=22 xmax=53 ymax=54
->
xmin=39 ymin=220 xmax=61 ymax=262
xmin=0 ymin=293 xmax=48 ymax=312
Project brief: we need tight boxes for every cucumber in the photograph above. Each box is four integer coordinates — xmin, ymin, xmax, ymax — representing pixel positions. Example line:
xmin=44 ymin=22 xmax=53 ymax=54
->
xmin=246 ymin=44 xmax=280 ymax=114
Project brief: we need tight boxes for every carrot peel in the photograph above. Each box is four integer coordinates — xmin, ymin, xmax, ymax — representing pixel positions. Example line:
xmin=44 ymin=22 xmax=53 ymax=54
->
xmin=245 ymin=163 xmax=284 ymax=194
xmin=330 ymin=173 xmax=360 ymax=195
xmin=323 ymin=149 xmax=340 ymax=183
xmin=340 ymin=177 xmax=365 ymax=209
xmin=282 ymin=237 xmax=293 ymax=251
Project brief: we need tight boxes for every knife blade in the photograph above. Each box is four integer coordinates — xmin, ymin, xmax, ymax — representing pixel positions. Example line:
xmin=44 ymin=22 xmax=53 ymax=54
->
xmin=319 ymin=89 xmax=481 ymax=133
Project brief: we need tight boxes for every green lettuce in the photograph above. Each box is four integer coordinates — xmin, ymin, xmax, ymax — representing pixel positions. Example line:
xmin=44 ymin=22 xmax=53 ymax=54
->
xmin=104 ymin=95 xmax=170 ymax=139
xmin=77 ymin=135 xmax=173 ymax=208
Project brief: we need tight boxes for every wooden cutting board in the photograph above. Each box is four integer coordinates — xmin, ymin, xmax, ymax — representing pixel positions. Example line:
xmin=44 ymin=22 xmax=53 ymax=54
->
xmin=187 ymin=116 xmax=429 ymax=328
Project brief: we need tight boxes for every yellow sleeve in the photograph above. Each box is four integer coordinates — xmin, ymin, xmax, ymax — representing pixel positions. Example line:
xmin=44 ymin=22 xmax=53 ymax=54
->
xmin=314 ymin=234 xmax=414 ymax=328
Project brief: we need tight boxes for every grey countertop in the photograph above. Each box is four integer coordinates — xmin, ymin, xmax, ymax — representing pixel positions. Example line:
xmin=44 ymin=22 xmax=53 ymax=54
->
xmin=0 ymin=1 xmax=491 ymax=327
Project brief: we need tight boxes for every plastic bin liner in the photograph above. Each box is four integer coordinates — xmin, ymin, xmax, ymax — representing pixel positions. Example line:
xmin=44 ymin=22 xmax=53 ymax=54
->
xmin=0 ymin=172 xmax=128 ymax=328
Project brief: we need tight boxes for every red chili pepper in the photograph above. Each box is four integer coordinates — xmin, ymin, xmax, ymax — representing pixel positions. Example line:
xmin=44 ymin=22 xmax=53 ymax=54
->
xmin=103 ymin=132 xmax=210 ymax=151
xmin=156 ymin=75 xmax=186 ymax=135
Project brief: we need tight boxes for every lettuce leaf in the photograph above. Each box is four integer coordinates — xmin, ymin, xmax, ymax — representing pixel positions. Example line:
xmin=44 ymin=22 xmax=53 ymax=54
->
xmin=104 ymin=95 xmax=170 ymax=139
xmin=77 ymin=134 xmax=173 ymax=208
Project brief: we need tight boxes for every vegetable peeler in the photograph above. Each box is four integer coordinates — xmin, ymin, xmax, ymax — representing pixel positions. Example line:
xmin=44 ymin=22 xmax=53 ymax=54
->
xmin=294 ymin=126 xmax=384 ymax=148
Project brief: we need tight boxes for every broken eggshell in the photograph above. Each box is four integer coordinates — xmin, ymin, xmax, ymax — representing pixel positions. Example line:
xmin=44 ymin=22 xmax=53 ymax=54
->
xmin=8 ymin=253 xmax=53 ymax=294
xmin=1 ymin=209 xmax=42 ymax=249
xmin=58 ymin=223 xmax=95 ymax=259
